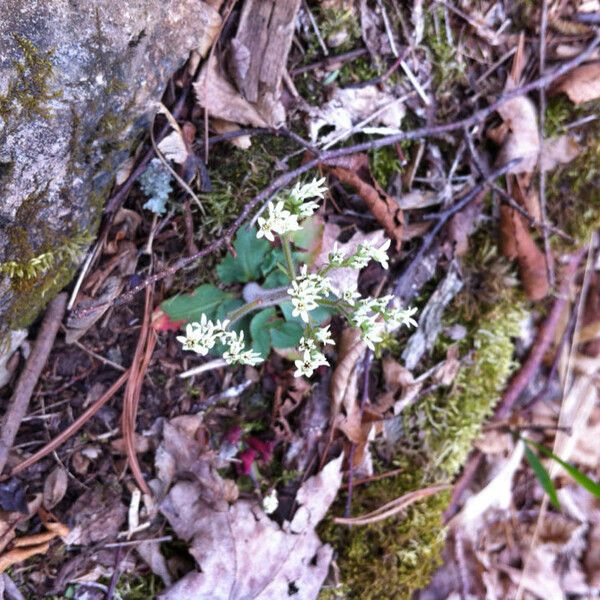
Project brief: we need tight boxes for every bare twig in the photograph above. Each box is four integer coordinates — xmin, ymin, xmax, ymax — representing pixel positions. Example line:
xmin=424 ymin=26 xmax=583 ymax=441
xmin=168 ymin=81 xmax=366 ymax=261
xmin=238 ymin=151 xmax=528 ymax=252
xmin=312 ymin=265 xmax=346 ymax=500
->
xmin=538 ymin=0 xmax=555 ymax=288
xmin=0 ymin=293 xmax=67 ymax=474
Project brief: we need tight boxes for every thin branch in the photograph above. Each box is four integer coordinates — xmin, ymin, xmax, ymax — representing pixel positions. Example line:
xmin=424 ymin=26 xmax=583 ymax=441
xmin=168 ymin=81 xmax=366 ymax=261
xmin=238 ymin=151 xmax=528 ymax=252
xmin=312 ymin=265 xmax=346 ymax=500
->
xmin=0 ymin=293 xmax=67 ymax=474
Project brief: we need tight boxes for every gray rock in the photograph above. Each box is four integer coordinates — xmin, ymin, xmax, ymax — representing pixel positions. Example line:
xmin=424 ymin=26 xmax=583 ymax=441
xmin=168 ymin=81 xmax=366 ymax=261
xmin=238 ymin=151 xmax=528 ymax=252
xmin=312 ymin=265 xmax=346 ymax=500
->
xmin=0 ymin=0 xmax=220 ymax=335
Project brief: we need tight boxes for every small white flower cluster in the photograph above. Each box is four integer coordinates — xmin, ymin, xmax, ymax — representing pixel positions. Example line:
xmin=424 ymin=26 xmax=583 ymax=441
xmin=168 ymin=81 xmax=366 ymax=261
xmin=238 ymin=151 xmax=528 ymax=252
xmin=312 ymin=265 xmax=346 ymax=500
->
xmin=327 ymin=239 xmax=391 ymax=270
xmin=257 ymin=178 xmax=327 ymax=241
xmin=262 ymin=489 xmax=279 ymax=514
xmin=287 ymin=265 xmax=333 ymax=323
xmin=177 ymin=315 xmax=263 ymax=366
xmin=294 ymin=327 xmax=334 ymax=377
xmin=349 ymin=296 xmax=418 ymax=350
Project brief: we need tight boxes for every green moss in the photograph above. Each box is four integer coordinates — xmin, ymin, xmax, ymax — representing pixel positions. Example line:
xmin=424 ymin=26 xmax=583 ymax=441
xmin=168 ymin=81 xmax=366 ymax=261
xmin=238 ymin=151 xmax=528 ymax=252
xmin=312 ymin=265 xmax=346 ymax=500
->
xmin=0 ymin=34 xmax=59 ymax=124
xmin=321 ymin=296 xmax=527 ymax=598
xmin=423 ymin=9 xmax=467 ymax=102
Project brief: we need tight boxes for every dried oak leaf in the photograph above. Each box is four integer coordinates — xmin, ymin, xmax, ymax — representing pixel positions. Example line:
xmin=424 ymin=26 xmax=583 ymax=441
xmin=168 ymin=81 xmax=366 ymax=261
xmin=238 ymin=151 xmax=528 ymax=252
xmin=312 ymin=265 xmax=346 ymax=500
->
xmin=323 ymin=154 xmax=403 ymax=249
xmin=159 ymin=455 xmax=343 ymax=600
xmin=553 ymin=62 xmax=600 ymax=104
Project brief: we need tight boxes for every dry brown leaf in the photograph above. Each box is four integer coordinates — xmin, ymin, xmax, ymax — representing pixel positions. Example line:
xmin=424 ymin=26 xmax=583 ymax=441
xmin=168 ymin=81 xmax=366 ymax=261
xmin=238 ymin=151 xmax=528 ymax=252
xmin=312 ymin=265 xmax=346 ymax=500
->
xmin=42 ymin=466 xmax=68 ymax=510
xmin=499 ymin=201 xmax=549 ymax=301
xmin=157 ymin=130 xmax=189 ymax=164
xmin=554 ymin=62 xmax=600 ymax=104
xmin=159 ymin=455 xmax=343 ymax=600
xmin=194 ymin=55 xmax=268 ymax=128
xmin=324 ymin=154 xmax=403 ymax=249
xmin=211 ymin=118 xmax=252 ymax=149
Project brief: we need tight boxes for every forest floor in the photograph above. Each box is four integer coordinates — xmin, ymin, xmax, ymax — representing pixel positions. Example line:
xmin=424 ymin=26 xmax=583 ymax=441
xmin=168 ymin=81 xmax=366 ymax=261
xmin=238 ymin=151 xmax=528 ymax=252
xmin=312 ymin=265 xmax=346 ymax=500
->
xmin=1 ymin=1 xmax=600 ymax=599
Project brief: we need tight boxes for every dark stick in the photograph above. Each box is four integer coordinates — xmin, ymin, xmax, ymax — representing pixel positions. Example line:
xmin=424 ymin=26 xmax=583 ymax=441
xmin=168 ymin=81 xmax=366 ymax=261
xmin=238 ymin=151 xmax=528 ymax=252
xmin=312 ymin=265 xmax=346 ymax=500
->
xmin=73 ymin=34 xmax=600 ymax=316
xmin=0 ymin=293 xmax=67 ymax=474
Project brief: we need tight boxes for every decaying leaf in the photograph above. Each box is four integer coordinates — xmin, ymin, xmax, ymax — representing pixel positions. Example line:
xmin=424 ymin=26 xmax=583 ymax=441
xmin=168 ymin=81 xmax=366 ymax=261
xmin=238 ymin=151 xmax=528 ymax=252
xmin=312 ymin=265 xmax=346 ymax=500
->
xmin=553 ymin=62 xmax=600 ymax=104
xmin=323 ymin=154 xmax=403 ymax=249
xmin=499 ymin=179 xmax=549 ymax=302
xmin=159 ymin=455 xmax=344 ymax=600
xmin=314 ymin=220 xmax=385 ymax=292
xmin=42 ymin=466 xmax=68 ymax=510
xmin=195 ymin=55 xmax=268 ymax=128
xmin=540 ymin=134 xmax=583 ymax=171
xmin=308 ymin=85 xmax=405 ymax=145
xmin=157 ymin=130 xmax=189 ymax=164
xmin=402 ymin=261 xmax=463 ymax=370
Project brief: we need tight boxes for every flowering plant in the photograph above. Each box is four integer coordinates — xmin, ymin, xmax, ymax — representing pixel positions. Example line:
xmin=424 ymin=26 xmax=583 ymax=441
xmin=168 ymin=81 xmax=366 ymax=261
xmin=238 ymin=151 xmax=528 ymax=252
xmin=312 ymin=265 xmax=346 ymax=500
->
xmin=167 ymin=178 xmax=417 ymax=377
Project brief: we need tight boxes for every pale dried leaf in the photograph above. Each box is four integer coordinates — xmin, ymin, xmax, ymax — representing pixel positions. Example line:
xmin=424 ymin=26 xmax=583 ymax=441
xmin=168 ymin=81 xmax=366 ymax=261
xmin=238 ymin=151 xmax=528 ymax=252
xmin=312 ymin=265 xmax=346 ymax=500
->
xmin=554 ymin=62 xmax=600 ymax=104
xmin=496 ymin=95 xmax=540 ymax=173
xmin=308 ymin=85 xmax=405 ymax=145
xmin=194 ymin=55 xmax=268 ymax=128
xmin=157 ymin=130 xmax=189 ymax=164
xmin=540 ymin=135 xmax=582 ymax=171
xmin=159 ymin=455 xmax=343 ymax=600
xmin=42 ymin=467 xmax=68 ymax=510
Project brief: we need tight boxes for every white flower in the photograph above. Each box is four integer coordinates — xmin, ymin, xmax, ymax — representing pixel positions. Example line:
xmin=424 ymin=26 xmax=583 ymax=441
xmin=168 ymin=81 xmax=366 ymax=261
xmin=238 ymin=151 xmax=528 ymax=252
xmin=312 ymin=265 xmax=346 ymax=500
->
xmin=256 ymin=201 xmax=301 ymax=241
xmin=294 ymin=348 xmax=329 ymax=378
xmin=328 ymin=242 xmax=347 ymax=267
xmin=348 ymin=244 xmax=372 ymax=269
xmin=222 ymin=331 xmax=264 ymax=366
xmin=315 ymin=325 xmax=334 ymax=346
xmin=366 ymin=239 xmax=391 ymax=269
xmin=387 ymin=305 xmax=418 ymax=329
xmin=289 ymin=177 xmax=327 ymax=203
xmin=297 ymin=200 xmax=320 ymax=218
xmin=287 ymin=267 xmax=332 ymax=323
xmin=177 ymin=315 xmax=220 ymax=356
xmin=336 ymin=284 xmax=361 ymax=307
xmin=262 ymin=490 xmax=279 ymax=514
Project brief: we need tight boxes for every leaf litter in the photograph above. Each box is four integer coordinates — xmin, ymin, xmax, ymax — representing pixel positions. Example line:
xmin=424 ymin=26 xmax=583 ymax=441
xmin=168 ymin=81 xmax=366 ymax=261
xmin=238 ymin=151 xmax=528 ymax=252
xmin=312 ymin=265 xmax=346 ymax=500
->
xmin=3 ymin=1 xmax=600 ymax=598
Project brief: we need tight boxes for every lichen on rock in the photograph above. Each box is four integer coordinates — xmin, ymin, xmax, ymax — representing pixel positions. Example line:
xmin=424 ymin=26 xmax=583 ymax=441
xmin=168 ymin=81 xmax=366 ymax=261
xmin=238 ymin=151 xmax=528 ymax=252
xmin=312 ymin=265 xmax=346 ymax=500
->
xmin=0 ymin=0 xmax=222 ymax=335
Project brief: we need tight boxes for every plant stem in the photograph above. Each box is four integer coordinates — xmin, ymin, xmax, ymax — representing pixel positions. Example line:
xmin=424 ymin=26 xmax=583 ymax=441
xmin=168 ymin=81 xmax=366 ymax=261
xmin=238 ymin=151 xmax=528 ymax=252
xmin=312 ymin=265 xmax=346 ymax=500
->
xmin=226 ymin=288 xmax=290 ymax=326
xmin=282 ymin=235 xmax=296 ymax=280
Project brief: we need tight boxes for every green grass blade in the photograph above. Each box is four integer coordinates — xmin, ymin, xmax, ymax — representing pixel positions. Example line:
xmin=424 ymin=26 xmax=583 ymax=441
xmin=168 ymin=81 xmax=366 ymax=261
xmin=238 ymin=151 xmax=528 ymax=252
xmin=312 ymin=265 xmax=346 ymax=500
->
xmin=529 ymin=439 xmax=600 ymax=501
xmin=524 ymin=444 xmax=561 ymax=510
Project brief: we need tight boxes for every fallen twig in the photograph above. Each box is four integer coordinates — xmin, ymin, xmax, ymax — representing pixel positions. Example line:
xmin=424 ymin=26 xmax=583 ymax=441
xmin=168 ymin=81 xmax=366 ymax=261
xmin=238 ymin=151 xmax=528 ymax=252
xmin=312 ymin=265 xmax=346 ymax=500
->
xmin=335 ymin=484 xmax=451 ymax=526
xmin=0 ymin=293 xmax=67 ymax=475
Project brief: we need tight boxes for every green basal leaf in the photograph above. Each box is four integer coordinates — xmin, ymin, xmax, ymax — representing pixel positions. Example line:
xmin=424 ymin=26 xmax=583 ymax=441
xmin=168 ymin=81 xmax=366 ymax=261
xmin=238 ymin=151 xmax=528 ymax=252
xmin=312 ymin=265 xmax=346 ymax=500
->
xmin=161 ymin=284 xmax=230 ymax=323
xmin=524 ymin=444 xmax=560 ymax=510
xmin=279 ymin=300 xmax=332 ymax=326
xmin=270 ymin=320 xmax=304 ymax=349
xmin=263 ymin=269 xmax=290 ymax=289
xmin=250 ymin=308 xmax=278 ymax=358
xmin=217 ymin=226 xmax=270 ymax=284
xmin=528 ymin=439 xmax=600 ymax=501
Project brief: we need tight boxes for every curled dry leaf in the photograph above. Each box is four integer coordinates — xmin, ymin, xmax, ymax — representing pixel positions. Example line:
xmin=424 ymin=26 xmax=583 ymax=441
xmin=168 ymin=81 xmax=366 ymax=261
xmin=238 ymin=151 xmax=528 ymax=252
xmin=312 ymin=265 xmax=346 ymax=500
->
xmin=159 ymin=455 xmax=344 ymax=600
xmin=499 ymin=176 xmax=549 ymax=301
xmin=42 ymin=466 xmax=68 ymax=510
xmin=553 ymin=62 xmax=600 ymax=104
xmin=323 ymin=154 xmax=403 ymax=249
